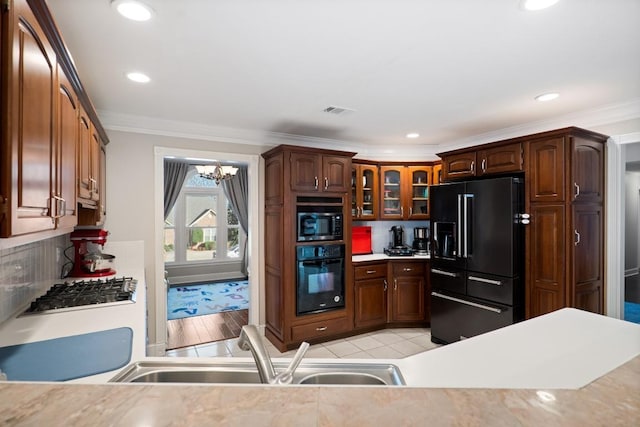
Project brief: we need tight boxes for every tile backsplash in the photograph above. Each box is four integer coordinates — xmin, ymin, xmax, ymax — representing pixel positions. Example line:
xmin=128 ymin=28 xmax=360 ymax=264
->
xmin=0 ymin=235 xmax=70 ymax=324
xmin=354 ymin=220 xmax=430 ymax=253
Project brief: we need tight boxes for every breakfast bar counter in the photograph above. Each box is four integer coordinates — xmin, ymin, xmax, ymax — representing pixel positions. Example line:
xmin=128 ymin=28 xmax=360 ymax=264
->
xmin=0 ymin=309 xmax=638 ymax=425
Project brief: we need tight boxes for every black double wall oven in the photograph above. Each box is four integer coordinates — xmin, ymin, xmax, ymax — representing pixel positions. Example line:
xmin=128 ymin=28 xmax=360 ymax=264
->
xmin=296 ymin=198 xmax=345 ymax=316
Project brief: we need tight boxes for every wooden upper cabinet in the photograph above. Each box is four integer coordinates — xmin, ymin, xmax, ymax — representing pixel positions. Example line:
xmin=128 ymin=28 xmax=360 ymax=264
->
xmin=477 ymin=143 xmax=523 ymax=176
xmin=352 ymin=163 xmax=379 ymax=220
xmin=0 ymin=0 xmax=57 ymax=236
xmin=290 ymin=152 xmax=351 ymax=193
xmin=264 ymin=154 xmax=284 ymax=206
xmin=432 ymin=163 xmax=442 ymax=185
xmin=441 ymin=152 xmax=477 ymax=181
xmin=571 ymin=136 xmax=604 ymax=204
xmin=323 ymin=155 xmax=351 ymax=193
xmin=77 ymin=107 xmax=93 ymax=202
xmin=55 ymin=67 xmax=78 ymax=229
xmin=527 ymin=136 xmax=566 ymax=203
xmin=380 ymin=165 xmax=431 ymax=220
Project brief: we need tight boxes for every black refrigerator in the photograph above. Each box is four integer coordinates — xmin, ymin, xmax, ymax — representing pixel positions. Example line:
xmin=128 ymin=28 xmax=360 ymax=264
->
xmin=429 ymin=176 xmax=526 ymax=345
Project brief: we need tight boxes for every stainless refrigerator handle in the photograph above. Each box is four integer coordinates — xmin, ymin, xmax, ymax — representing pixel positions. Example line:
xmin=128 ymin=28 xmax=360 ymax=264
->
xmin=431 ymin=268 xmax=459 ymax=278
xmin=457 ymin=194 xmax=463 ymax=257
xmin=463 ymin=194 xmax=473 ymax=258
xmin=431 ymin=292 xmax=503 ymax=314
xmin=468 ymin=275 xmax=503 ymax=286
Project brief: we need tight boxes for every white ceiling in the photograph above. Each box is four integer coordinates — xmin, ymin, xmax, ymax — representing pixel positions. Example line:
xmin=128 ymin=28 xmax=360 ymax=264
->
xmin=48 ymin=0 xmax=640 ymax=158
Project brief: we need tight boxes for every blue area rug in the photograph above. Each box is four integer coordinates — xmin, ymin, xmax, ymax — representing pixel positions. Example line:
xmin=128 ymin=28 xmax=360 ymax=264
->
xmin=167 ymin=280 xmax=249 ymax=320
xmin=624 ymin=301 xmax=640 ymax=324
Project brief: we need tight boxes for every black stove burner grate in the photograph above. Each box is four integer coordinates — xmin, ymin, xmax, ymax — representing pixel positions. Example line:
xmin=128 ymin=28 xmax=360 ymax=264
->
xmin=24 ymin=277 xmax=137 ymax=314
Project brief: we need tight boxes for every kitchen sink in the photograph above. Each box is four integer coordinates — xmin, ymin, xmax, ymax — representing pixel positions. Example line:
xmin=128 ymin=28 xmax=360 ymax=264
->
xmin=109 ymin=361 xmax=405 ymax=386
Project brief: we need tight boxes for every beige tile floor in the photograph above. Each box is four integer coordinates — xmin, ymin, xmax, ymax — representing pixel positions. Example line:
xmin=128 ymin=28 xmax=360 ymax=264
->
xmin=165 ymin=327 xmax=441 ymax=359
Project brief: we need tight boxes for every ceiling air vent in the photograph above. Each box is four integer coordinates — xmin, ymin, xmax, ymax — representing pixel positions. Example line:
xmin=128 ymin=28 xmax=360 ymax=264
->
xmin=323 ymin=105 xmax=355 ymax=115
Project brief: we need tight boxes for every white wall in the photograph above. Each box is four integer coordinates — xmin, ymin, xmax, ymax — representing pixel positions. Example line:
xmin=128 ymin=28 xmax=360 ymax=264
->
xmin=104 ymin=130 xmax=267 ymax=348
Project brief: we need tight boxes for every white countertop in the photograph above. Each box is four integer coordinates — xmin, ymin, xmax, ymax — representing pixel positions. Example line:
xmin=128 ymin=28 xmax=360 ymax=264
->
xmin=353 ymin=253 xmax=431 ymax=262
xmin=0 ymin=241 xmax=147 ymax=383
xmin=122 ymin=308 xmax=640 ymax=390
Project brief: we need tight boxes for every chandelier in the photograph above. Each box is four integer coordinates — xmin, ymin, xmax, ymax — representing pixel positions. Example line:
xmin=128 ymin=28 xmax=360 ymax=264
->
xmin=195 ymin=163 xmax=238 ymax=184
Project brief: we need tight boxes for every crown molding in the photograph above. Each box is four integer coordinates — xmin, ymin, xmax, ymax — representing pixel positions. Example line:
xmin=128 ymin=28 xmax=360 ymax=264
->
xmin=98 ymin=98 xmax=640 ymax=160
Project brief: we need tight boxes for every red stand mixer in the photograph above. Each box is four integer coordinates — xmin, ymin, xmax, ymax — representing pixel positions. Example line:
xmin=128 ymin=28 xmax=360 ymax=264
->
xmin=69 ymin=229 xmax=116 ymax=278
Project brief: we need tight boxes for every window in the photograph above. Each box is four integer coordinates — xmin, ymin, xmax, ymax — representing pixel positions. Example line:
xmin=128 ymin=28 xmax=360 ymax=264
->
xmin=164 ymin=169 xmax=245 ymax=264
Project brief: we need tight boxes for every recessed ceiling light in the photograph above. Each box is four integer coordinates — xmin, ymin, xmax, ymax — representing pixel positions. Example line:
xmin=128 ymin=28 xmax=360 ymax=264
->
xmin=112 ymin=0 xmax=154 ymax=21
xmin=521 ymin=0 xmax=560 ymax=11
xmin=126 ymin=72 xmax=151 ymax=83
xmin=406 ymin=133 xmax=420 ymax=139
xmin=535 ymin=92 xmax=559 ymax=102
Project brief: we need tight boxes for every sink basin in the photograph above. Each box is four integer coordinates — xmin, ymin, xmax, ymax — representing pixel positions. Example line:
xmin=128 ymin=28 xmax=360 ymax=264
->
xmin=298 ymin=372 xmax=386 ymax=385
xmin=109 ymin=361 xmax=404 ymax=386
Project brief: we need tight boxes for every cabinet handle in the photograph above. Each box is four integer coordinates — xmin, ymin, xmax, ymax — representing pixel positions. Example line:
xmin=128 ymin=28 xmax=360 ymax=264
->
xmin=574 ymin=182 xmax=580 ymax=199
xmin=315 ymin=326 xmax=328 ymax=331
xmin=574 ymin=230 xmax=581 ymax=246
xmin=366 ymin=270 xmax=376 ymax=274
xmin=394 ymin=278 xmax=398 ymax=291
xmin=383 ymin=279 xmax=388 ymax=291
xmin=324 ymin=177 xmax=328 ymax=190
xmin=409 ymin=207 xmax=413 ymax=216
xmin=403 ymin=267 xmax=412 ymax=272
xmin=400 ymin=206 xmax=404 ymax=217
xmin=314 ymin=176 xmax=319 ymax=190
xmin=52 ymin=195 xmax=65 ymax=220
xmin=90 ymin=178 xmax=97 ymax=192
xmin=470 ymin=161 xmax=475 ymax=174
xmin=481 ymin=158 xmax=486 ymax=173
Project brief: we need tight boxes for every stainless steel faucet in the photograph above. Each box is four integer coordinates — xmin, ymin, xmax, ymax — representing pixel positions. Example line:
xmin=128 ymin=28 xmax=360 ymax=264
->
xmin=237 ymin=324 xmax=309 ymax=384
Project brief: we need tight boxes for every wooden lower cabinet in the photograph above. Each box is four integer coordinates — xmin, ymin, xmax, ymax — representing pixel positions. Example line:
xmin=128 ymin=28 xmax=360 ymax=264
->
xmin=354 ymin=260 xmax=430 ymax=331
xmin=354 ymin=263 xmax=388 ymax=329
xmin=390 ymin=261 xmax=427 ymax=323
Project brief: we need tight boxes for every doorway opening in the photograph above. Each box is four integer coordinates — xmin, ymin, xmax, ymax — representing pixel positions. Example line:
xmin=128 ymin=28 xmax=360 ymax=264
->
xmin=158 ymin=150 xmax=257 ymax=351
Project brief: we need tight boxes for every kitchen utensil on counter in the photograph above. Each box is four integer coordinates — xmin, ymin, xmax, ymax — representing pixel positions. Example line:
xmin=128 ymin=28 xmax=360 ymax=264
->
xmin=412 ymin=227 xmax=430 ymax=255
xmin=389 ymin=225 xmax=405 ymax=248
xmin=69 ymin=229 xmax=116 ymax=277
xmin=352 ymin=226 xmax=372 ymax=255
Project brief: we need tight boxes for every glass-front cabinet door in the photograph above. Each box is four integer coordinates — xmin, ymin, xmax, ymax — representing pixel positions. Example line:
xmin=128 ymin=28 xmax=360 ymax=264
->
xmin=352 ymin=163 xmax=378 ymax=220
xmin=380 ymin=166 xmax=404 ymax=219
xmin=408 ymin=166 xmax=431 ymax=219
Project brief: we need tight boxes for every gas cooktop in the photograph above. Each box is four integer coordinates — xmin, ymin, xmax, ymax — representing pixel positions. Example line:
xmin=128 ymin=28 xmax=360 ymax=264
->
xmin=22 ymin=277 xmax=137 ymax=315
xmin=384 ymin=246 xmax=415 ymax=256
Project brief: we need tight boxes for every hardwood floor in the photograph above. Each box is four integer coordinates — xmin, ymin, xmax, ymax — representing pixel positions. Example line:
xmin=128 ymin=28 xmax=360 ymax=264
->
xmin=167 ymin=309 xmax=249 ymax=350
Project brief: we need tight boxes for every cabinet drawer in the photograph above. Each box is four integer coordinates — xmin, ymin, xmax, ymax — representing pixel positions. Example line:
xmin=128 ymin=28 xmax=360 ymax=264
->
xmin=392 ymin=262 xmax=425 ymax=276
xmin=291 ymin=317 xmax=351 ymax=342
xmin=354 ymin=263 xmax=387 ymax=280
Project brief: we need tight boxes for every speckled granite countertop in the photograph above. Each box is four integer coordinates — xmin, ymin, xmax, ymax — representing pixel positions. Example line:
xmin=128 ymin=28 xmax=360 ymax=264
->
xmin=0 ymin=355 xmax=638 ymax=426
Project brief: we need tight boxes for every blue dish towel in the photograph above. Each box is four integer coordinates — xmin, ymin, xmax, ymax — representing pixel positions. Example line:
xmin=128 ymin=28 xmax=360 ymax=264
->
xmin=0 ymin=327 xmax=132 ymax=381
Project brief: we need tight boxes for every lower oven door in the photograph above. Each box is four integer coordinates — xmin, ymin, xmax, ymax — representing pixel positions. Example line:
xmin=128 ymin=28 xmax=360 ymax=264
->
xmin=297 ymin=258 xmax=345 ymax=315
xmin=430 ymin=291 xmax=517 ymax=345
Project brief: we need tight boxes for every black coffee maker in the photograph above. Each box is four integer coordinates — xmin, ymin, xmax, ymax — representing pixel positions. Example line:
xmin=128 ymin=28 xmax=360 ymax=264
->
xmin=390 ymin=225 xmax=405 ymax=248
xmin=412 ymin=227 xmax=430 ymax=255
